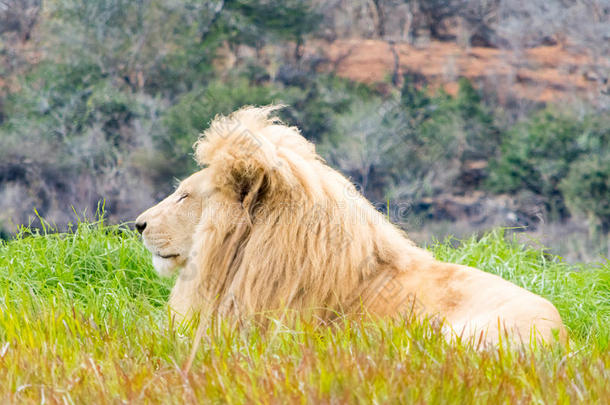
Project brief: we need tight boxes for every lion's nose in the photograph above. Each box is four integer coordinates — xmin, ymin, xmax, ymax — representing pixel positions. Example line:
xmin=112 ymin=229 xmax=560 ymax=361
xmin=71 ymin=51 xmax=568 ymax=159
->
xmin=135 ymin=221 xmax=147 ymax=234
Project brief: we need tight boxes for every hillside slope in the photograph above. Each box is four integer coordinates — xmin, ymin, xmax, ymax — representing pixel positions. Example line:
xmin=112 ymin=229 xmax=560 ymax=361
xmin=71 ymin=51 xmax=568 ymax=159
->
xmin=309 ymin=38 xmax=608 ymax=103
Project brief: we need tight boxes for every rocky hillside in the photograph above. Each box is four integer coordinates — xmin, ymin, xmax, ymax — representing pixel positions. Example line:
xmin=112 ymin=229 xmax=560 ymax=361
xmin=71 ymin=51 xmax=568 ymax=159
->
xmin=314 ymin=39 xmax=608 ymax=104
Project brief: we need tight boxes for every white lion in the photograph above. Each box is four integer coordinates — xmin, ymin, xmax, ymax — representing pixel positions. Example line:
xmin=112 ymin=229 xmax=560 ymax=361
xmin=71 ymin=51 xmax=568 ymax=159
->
xmin=136 ymin=105 xmax=566 ymax=345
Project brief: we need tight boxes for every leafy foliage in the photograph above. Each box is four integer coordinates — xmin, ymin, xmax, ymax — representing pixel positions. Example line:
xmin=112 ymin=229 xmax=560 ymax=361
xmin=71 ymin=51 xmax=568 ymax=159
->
xmin=561 ymin=152 xmax=610 ymax=233
xmin=488 ymin=108 xmax=610 ymax=222
xmin=0 ymin=0 xmax=608 ymax=239
xmin=0 ymin=0 xmax=325 ymax=233
xmin=320 ymin=76 xmax=502 ymax=202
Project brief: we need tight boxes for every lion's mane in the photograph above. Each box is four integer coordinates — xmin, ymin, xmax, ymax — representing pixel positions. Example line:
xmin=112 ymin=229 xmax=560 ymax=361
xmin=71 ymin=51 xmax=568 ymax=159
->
xmin=168 ymin=105 xmax=432 ymax=323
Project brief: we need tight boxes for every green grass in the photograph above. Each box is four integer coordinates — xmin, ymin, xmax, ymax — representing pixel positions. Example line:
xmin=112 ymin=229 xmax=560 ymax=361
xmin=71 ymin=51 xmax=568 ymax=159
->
xmin=1 ymin=222 xmax=609 ymax=403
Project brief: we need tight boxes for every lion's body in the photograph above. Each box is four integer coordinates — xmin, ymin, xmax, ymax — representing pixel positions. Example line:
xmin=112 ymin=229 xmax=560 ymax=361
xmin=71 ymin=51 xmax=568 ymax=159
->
xmin=136 ymin=106 xmax=566 ymax=345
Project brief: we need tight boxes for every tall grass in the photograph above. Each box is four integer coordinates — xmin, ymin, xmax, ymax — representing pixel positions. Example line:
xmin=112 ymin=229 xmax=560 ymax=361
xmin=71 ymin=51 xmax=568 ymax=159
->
xmin=0 ymin=221 xmax=608 ymax=403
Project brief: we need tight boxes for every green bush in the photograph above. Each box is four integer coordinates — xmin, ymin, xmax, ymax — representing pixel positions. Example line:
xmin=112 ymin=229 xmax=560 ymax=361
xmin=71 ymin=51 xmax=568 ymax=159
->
xmin=419 ymin=78 xmax=500 ymax=162
xmin=44 ymin=0 xmax=223 ymax=94
xmin=158 ymin=78 xmax=278 ymax=179
xmin=280 ymin=74 xmax=375 ymax=142
xmin=316 ymin=77 xmax=502 ymax=202
xmin=318 ymin=97 xmax=402 ymax=199
xmin=486 ymin=108 xmax=609 ymax=219
xmin=381 ymin=76 xmax=502 ymax=200
xmin=560 ymin=152 xmax=610 ymax=233
xmin=0 ymin=58 xmax=166 ymax=225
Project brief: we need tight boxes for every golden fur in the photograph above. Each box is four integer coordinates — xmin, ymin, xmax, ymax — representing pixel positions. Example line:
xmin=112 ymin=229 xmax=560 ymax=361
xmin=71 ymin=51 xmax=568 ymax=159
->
xmin=136 ymin=105 xmax=566 ymax=345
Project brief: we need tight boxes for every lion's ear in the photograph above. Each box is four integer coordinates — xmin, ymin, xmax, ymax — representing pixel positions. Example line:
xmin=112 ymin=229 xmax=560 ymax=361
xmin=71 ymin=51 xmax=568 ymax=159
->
xmin=229 ymin=165 xmax=269 ymax=207
xmin=237 ymin=169 xmax=269 ymax=217
xmin=195 ymin=106 xmax=301 ymax=204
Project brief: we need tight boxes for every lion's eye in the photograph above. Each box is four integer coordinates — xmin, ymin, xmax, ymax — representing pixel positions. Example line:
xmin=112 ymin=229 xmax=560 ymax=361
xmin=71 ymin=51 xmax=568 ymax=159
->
xmin=178 ymin=193 xmax=189 ymax=202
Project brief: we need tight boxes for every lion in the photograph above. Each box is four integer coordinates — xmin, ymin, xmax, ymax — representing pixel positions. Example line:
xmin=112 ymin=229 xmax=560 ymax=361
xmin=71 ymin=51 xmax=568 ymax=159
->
xmin=135 ymin=105 xmax=566 ymax=345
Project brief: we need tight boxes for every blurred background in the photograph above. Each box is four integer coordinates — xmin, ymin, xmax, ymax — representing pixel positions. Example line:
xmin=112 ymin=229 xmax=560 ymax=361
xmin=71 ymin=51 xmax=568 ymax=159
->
xmin=0 ymin=0 xmax=608 ymax=261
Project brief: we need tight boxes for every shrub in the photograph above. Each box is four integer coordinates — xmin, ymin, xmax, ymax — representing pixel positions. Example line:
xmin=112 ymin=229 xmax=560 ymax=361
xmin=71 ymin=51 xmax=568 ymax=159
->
xmin=0 ymin=60 xmax=165 ymax=228
xmin=159 ymin=79 xmax=278 ymax=180
xmin=280 ymin=74 xmax=375 ymax=142
xmin=318 ymin=77 xmax=501 ymax=202
xmin=487 ymin=108 xmax=594 ymax=218
xmin=560 ymin=152 xmax=610 ymax=233
xmin=318 ymin=98 xmax=405 ymax=200
xmin=391 ymin=77 xmax=501 ymax=199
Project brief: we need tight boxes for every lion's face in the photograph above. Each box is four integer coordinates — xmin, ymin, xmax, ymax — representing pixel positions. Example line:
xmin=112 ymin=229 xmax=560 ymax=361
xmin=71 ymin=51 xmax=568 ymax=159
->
xmin=135 ymin=169 xmax=213 ymax=276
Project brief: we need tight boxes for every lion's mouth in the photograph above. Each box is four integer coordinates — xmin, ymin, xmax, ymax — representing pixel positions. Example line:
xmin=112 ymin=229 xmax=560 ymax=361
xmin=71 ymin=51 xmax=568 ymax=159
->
xmin=143 ymin=241 xmax=180 ymax=260
xmin=157 ymin=253 xmax=179 ymax=259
